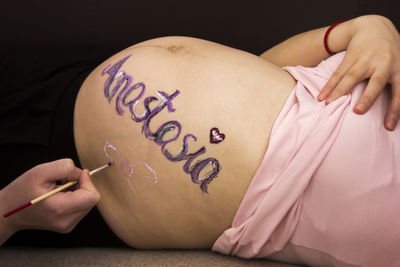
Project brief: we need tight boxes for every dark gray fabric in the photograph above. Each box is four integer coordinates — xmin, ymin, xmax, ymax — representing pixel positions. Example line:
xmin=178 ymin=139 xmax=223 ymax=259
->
xmin=0 ymin=246 xmax=303 ymax=267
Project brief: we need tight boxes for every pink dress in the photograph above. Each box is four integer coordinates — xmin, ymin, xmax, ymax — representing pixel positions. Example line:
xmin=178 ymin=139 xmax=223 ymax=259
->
xmin=212 ymin=52 xmax=400 ymax=267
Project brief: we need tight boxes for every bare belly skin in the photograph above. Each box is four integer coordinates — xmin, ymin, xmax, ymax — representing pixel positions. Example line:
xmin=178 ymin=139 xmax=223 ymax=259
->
xmin=73 ymin=36 xmax=295 ymax=249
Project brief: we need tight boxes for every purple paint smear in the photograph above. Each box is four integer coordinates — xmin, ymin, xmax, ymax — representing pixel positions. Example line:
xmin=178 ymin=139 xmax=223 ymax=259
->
xmin=104 ymin=141 xmax=158 ymax=203
xmin=101 ymin=55 xmax=220 ymax=193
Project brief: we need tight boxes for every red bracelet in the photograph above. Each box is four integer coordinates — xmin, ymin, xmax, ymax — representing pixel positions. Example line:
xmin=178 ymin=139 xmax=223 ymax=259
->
xmin=324 ymin=20 xmax=345 ymax=55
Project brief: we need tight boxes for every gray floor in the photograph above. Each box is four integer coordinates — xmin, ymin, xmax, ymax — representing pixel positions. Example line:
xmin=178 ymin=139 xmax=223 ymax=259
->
xmin=0 ymin=246 xmax=303 ymax=267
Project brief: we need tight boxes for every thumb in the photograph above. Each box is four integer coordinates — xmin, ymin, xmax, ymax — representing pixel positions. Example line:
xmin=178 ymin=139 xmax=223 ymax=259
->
xmin=54 ymin=170 xmax=100 ymax=213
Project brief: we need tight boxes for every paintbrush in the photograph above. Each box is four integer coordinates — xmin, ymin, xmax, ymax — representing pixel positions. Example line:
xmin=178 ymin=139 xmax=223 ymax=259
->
xmin=3 ymin=162 xmax=112 ymax=218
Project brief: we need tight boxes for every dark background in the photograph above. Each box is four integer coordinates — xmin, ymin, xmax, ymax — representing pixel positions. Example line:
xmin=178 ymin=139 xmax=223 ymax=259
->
xmin=1 ymin=0 xmax=399 ymax=61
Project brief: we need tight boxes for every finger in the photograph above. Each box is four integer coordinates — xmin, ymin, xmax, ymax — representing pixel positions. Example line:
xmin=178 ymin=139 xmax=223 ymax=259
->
xmin=50 ymin=207 xmax=93 ymax=234
xmin=76 ymin=169 xmax=99 ymax=194
xmin=385 ymin=74 xmax=400 ymax=130
xmin=52 ymin=170 xmax=100 ymax=213
xmin=36 ymin=158 xmax=81 ymax=183
xmin=319 ymin=54 xmax=356 ymax=101
xmin=326 ymin=61 xmax=369 ymax=104
xmin=64 ymin=208 xmax=93 ymax=232
xmin=354 ymin=68 xmax=390 ymax=114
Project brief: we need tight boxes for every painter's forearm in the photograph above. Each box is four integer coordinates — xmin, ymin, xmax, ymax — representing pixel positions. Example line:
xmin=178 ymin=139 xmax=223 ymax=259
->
xmin=260 ymin=19 xmax=354 ymax=67
xmin=0 ymin=191 xmax=16 ymax=246
xmin=0 ymin=229 xmax=13 ymax=246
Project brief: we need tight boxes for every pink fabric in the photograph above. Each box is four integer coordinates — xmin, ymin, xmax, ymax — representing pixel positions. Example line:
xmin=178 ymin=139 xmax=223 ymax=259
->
xmin=212 ymin=52 xmax=400 ymax=266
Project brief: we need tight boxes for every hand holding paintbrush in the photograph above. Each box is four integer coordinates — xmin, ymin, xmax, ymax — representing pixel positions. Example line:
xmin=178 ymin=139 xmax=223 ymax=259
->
xmin=0 ymin=159 xmax=109 ymax=245
xmin=3 ymin=161 xmax=111 ymax=217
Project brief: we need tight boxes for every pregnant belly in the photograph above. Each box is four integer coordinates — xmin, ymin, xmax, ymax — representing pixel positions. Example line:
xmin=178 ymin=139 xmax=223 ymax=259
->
xmin=73 ymin=36 xmax=295 ymax=249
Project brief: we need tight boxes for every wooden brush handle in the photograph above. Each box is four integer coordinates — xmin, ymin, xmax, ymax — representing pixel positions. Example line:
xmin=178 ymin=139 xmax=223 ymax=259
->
xmin=31 ymin=181 xmax=78 ymax=204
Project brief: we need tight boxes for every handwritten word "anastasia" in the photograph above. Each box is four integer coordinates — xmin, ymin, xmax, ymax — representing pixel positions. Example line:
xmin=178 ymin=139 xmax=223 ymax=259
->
xmin=101 ymin=55 xmax=220 ymax=193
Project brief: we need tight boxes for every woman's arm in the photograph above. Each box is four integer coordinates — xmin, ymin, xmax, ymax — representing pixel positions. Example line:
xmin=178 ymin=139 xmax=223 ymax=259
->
xmin=262 ymin=15 xmax=400 ymax=131
xmin=260 ymin=19 xmax=352 ymax=67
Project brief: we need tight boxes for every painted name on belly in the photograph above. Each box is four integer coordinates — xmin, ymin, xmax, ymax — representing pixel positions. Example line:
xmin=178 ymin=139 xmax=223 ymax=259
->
xmin=101 ymin=55 xmax=220 ymax=193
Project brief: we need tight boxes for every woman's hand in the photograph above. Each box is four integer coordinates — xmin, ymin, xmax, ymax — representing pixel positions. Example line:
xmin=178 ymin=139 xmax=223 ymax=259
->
xmin=318 ymin=15 xmax=400 ymax=131
xmin=0 ymin=159 xmax=100 ymax=244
